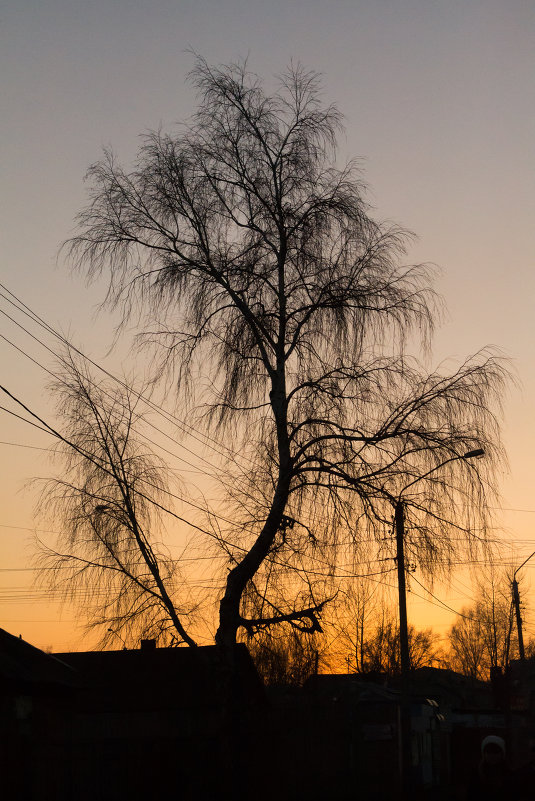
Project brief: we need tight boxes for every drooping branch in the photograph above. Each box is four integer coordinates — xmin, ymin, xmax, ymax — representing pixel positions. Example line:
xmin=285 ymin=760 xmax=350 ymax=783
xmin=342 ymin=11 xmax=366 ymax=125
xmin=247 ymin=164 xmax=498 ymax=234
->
xmin=53 ymin=57 xmax=509 ymax=651
xmin=30 ymin=354 xmax=197 ymax=648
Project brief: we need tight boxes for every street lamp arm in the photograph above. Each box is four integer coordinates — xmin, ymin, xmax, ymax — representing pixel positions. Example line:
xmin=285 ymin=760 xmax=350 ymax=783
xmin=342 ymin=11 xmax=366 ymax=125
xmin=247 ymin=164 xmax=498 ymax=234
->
xmin=398 ymin=449 xmax=484 ymax=501
xmin=514 ymin=550 xmax=535 ymax=580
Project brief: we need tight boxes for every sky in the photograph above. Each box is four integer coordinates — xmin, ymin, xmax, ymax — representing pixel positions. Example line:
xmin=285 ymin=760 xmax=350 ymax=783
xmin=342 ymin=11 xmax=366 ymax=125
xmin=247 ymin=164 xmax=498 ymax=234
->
xmin=1 ymin=0 xmax=534 ymax=653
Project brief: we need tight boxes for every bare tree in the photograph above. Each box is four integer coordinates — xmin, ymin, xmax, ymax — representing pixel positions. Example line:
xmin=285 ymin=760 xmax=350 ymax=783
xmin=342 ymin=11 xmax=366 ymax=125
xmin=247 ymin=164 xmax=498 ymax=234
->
xmin=447 ymin=570 xmax=518 ymax=680
xmin=35 ymin=353 xmax=197 ymax=648
xmin=60 ymin=57 xmax=506 ymax=652
xmin=447 ymin=613 xmax=488 ymax=680
xmin=329 ymin=584 xmax=443 ymax=676
xmin=358 ymin=619 xmax=443 ymax=676
xmin=246 ymin=626 xmax=322 ymax=686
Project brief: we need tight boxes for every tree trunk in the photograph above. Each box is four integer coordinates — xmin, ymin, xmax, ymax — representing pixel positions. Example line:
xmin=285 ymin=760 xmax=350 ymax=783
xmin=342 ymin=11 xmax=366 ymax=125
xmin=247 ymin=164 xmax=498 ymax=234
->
xmin=216 ymin=373 xmax=291 ymax=653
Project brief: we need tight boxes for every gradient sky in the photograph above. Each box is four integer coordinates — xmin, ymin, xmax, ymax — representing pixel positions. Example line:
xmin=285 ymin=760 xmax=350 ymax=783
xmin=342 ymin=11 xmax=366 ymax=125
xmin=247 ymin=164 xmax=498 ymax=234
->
xmin=1 ymin=0 xmax=534 ymax=652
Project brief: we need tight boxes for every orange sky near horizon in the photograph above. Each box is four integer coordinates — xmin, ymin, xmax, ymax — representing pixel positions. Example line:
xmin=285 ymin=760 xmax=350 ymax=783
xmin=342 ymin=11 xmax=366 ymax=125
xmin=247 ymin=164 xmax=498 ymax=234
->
xmin=1 ymin=0 xmax=534 ymax=655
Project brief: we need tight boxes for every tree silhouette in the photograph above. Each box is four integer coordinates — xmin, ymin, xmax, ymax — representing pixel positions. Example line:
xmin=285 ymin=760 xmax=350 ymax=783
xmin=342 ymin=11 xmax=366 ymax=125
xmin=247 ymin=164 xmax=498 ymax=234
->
xmin=447 ymin=569 xmax=520 ymax=680
xmin=328 ymin=583 xmax=443 ymax=676
xmin=35 ymin=353 xmax=196 ymax=648
xmin=247 ymin=626 xmax=321 ymax=686
xmin=56 ymin=58 xmax=506 ymax=651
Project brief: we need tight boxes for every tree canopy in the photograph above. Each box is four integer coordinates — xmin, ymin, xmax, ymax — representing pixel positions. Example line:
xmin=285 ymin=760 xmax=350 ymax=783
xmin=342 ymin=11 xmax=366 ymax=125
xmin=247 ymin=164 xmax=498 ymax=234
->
xmin=41 ymin=58 xmax=506 ymax=651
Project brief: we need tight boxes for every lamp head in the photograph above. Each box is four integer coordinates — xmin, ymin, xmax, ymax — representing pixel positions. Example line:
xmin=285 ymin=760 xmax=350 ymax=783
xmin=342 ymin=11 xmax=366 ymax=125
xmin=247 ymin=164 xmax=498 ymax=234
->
xmin=463 ymin=448 xmax=485 ymax=460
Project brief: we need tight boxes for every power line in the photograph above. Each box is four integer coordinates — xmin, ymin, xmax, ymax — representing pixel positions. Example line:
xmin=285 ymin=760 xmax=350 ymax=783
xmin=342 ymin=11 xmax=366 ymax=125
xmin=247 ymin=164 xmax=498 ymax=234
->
xmin=0 ymin=326 xmax=227 ymax=480
xmin=447 ymin=575 xmax=477 ymax=606
xmin=0 ymin=404 xmax=51 ymax=434
xmin=2 ymin=385 xmax=393 ymax=587
xmin=0 ymin=619 xmax=76 ymax=623
xmin=0 ymin=385 xmax=261 ymax=543
xmin=3 ymin=281 xmax=534 ymax=558
xmin=0 ymin=282 xmax=255 ymax=470
xmin=409 ymin=574 xmax=478 ymax=621
xmin=0 ymin=385 xmax=244 ymax=548
xmin=492 ymin=506 xmax=535 ymax=514
xmin=0 ymin=440 xmax=50 ymax=452
xmin=0 ymin=287 xmax=265 ymax=516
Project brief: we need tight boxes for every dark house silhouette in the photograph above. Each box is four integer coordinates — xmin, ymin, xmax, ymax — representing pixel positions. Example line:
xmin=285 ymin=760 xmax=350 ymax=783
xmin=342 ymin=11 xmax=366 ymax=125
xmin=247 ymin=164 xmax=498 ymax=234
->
xmin=0 ymin=630 xmax=265 ymax=801
xmin=4 ymin=627 xmax=534 ymax=801
xmin=0 ymin=629 xmax=76 ymax=800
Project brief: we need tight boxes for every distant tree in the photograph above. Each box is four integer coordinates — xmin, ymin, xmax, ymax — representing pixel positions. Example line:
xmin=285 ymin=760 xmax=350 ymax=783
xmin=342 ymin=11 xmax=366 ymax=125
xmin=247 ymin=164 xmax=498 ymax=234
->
xmin=247 ymin=627 xmax=321 ymax=686
xmin=358 ymin=619 xmax=443 ymax=676
xmin=446 ymin=570 xmax=518 ymax=680
xmin=48 ymin=57 xmax=506 ymax=652
xmin=326 ymin=582 xmax=443 ymax=676
xmin=447 ymin=613 xmax=488 ymax=680
xmin=525 ymin=639 xmax=535 ymax=659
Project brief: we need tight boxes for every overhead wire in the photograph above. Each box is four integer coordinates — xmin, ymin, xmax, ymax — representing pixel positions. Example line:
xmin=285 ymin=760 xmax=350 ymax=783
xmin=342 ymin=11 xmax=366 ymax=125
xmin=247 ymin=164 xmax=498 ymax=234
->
xmin=0 ymin=384 xmax=265 ymax=545
xmin=0 ymin=440 xmax=51 ymax=452
xmin=0 ymin=322 xmax=230 ymax=481
xmin=4 ymin=281 xmax=535 ymax=542
xmin=409 ymin=574 xmax=479 ymax=621
xmin=2 ymin=282 xmax=533 ymax=637
xmin=0 ymin=283 xmax=266 ymax=518
xmin=0 ymin=386 xmax=243 ymax=549
xmin=0 ymin=282 xmax=256 ymax=470
xmin=1 ymin=387 xmax=404 ymax=594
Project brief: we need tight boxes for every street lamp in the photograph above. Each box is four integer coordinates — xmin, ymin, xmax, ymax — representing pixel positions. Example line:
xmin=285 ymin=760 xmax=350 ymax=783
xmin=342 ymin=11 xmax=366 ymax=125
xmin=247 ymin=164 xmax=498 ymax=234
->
xmin=394 ymin=447 xmax=484 ymax=797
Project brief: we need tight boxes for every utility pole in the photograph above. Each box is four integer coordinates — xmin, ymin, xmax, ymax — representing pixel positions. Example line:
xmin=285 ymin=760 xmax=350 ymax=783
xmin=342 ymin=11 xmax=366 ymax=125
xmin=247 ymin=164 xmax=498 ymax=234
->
xmin=512 ymin=578 xmax=525 ymax=661
xmin=391 ymin=448 xmax=484 ymax=798
xmin=395 ymin=500 xmax=411 ymax=682
xmin=512 ymin=550 xmax=535 ymax=662
xmin=395 ymin=500 xmax=411 ymax=798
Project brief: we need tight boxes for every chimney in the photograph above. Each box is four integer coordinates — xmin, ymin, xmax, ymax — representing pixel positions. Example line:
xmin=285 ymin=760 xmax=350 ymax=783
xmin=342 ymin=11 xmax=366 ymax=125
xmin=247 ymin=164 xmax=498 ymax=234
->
xmin=140 ymin=638 xmax=156 ymax=651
